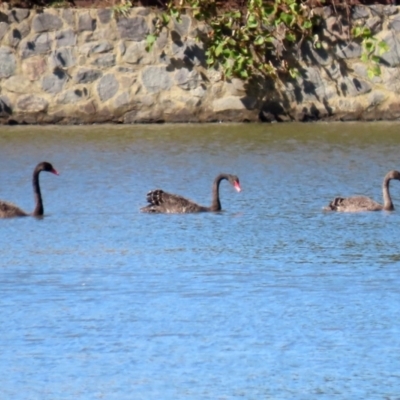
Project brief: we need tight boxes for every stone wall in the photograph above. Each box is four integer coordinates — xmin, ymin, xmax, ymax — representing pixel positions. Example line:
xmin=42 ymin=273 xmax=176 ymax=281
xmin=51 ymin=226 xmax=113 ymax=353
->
xmin=0 ymin=4 xmax=400 ymax=123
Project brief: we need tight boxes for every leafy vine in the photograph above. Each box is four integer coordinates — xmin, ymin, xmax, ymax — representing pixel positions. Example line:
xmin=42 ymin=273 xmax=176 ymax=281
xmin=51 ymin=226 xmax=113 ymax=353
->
xmin=146 ymin=1 xmax=389 ymax=81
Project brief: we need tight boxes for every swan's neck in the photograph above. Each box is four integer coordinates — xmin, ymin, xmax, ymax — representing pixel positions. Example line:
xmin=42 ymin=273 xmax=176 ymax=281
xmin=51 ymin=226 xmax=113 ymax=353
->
xmin=382 ymin=175 xmax=394 ymax=211
xmin=209 ymin=174 xmax=228 ymax=211
xmin=32 ymin=169 xmax=43 ymax=216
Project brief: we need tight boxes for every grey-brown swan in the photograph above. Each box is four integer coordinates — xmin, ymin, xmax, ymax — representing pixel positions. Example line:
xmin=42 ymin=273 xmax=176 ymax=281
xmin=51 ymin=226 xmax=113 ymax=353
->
xmin=141 ymin=173 xmax=241 ymax=213
xmin=0 ymin=161 xmax=59 ymax=218
xmin=324 ymin=170 xmax=400 ymax=212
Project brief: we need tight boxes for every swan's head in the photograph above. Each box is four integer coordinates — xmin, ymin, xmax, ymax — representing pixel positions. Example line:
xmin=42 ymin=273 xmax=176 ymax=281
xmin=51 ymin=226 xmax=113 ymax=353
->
xmin=37 ymin=161 xmax=59 ymax=176
xmin=228 ymin=175 xmax=241 ymax=192
xmin=388 ymin=170 xmax=400 ymax=181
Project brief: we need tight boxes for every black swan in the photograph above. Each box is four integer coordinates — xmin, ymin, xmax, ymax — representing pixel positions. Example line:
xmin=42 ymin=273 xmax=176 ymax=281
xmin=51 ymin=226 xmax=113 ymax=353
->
xmin=0 ymin=161 xmax=59 ymax=218
xmin=141 ymin=173 xmax=241 ymax=213
xmin=324 ymin=170 xmax=400 ymax=212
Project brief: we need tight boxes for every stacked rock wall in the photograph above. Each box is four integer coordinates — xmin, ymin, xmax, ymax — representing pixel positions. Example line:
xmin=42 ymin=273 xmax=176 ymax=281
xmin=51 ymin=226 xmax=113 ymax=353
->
xmin=0 ymin=5 xmax=400 ymax=123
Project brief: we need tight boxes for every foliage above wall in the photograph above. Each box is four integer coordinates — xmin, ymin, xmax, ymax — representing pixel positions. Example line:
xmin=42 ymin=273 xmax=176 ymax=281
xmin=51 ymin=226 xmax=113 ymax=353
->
xmin=146 ymin=0 xmax=390 ymax=81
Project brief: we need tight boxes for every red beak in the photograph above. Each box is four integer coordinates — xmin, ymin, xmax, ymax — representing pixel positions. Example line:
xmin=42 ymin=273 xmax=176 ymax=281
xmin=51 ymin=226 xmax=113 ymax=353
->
xmin=234 ymin=182 xmax=241 ymax=192
xmin=52 ymin=168 xmax=59 ymax=175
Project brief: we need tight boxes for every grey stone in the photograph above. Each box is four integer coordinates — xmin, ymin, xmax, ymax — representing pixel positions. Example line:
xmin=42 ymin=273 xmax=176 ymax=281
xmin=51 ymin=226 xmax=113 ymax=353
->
xmin=117 ymin=17 xmax=149 ymax=41
xmin=51 ymin=47 xmax=76 ymax=68
xmin=3 ymin=75 xmax=34 ymax=93
xmin=382 ymin=68 xmax=400 ymax=93
xmin=366 ymin=16 xmax=382 ymax=34
xmin=335 ymin=41 xmax=362 ymax=59
xmin=78 ymin=12 xmax=96 ymax=32
xmin=7 ymin=22 xmax=30 ymax=47
xmin=174 ymin=68 xmax=201 ymax=90
xmin=325 ymin=60 xmax=342 ymax=80
xmin=300 ymin=67 xmax=328 ymax=101
xmin=91 ymin=54 xmax=116 ymax=68
xmin=183 ymin=39 xmax=205 ymax=66
xmin=42 ymin=71 xmax=67 ymax=94
xmin=97 ymin=74 xmax=119 ymax=102
xmin=56 ymin=29 xmax=76 ymax=47
xmin=368 ymin=90 xmax=386 ymax=106
xmin=389 ymin=15 xmax=400 ymax=32
xmin=213 ymin=96 xmax=247 ymax=112
xmin=8 ymin=8 xmax=29 ymax=23
xmin=173 ymin=15 xmax=191 ymax=37
xmin=0 ymin=95 xmax=12 ymax=117
xmin=141 ymin=66 xmax=172 ymax=93
xmin=32 ymin=13 xmax=63 ymax=33
xmin=191 ymin=86 xmax=206 ymax=98
xmin=123 ymin=41 xmax=145 ymax=64
xmin=57 ymin=88 xmax=88 ymax=104
xmin=136 ymin=7 xmax=151 ymax=16
xmin=0 ymin=47 xmax=16 ymax=78
xmin=156 ymin=31 xmax=168 ymax=51
xmin=92 ymin=27 xmax=118 ymax=41
xmin=0 ymin=12 xmax=7 ymax=23
xmin=80 ymin=40 xmax=113 ymax=56
xmin=97 ymin=8 xmax=112 ymax=24
xmin=17 ymin=94 xmax=48 ymax=112
xmin=21 ymin=33 xmax=52 ymax=59
xmin=353 ymin=62 xmax=368 ymax=79
xmin=75 ymin=68 xmax=102 ymax=83
xmin=114 ymin=91 xmax=131 ymax=108
xmin=323 ymin=16 xmax=349 ymax=42
xmin=22 ymin=56 xmax=47 ymax=81
xmin=322 ymin=6 xmax=332 ymax=18
xmin=123 ymin=41 xmax=155 ymax=65
xmin=370 ymin=5 xmax=384 ymax=16
xmin=302 ymin=40 xmax=332 ymax=66
xmin=384 ymin=6 xmax=398 ymax=16
xmin=339 ymin=76 xmax=371 ymax=97
xmin=61 ymin=9 xmax=75 ymax=27
xmin=352 ymin=6 xmax=369 ymax=19
xmin=379 ymin=32 xmax=400 ymax=67
xmin=117 ymin=66 xmax=136 ymax=73
xmin=0 ymin=22 xmax=9 ymax=41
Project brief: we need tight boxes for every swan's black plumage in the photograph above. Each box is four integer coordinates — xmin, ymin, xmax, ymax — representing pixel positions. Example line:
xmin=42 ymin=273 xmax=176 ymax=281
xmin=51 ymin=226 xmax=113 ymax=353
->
xmin=324 ymin=170 xmax=400 ymax=212
xmin=0 ymin=162 xmax=59 ymax=218
xmin=141 ymin=173 xmax=241 ymax=213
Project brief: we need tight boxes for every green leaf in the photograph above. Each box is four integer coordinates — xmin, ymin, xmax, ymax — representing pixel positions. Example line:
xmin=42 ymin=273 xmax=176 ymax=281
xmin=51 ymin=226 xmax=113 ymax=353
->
xmin=206 ymin=57 xmax=215 ymax=65
xmin=367 ymin=65 xmax=381 ymax=78
xmin=371 ymin=55 xmax=380 ymax=63
xmin=378 ymin=40 xmax=389 ymax=54
xmin=289 ymin=68 xmax=300 ymax=79
xmin=364 ymin=41 xmax=375 ymax=52
xmin=247 ymin=15 xmax=258 ymax=29
xmin=215 ymin=42 xmax=225 ymax=57
xmin=280 ymin=12 xmax=294 ymax=26
xmin=302 ymin=20 xmax=313 ymax=30
xmin=285 ymin=32 xmax=296 ymax=42
xmin=289 ymin=2 xmax=298 ymax=13
xmin=146 ymin=34 xmax=157 ymax=45
xmin=161 ymin=13 xmax=170 ymax=25
xmin=254 ymin=35 xmax=265 ymax=45
xmin=239 ymin=69 xmax=249 ymax=79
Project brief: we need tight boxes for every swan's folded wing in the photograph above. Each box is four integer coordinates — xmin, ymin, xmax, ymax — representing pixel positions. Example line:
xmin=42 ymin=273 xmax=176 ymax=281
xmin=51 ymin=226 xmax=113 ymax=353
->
xmin=0 ymin=201 xmax=28 ymax=218
xmin=142 ymin=189 xmax=202 ymax=213
xmin=327 ymin=196 xmax=382 ymax=212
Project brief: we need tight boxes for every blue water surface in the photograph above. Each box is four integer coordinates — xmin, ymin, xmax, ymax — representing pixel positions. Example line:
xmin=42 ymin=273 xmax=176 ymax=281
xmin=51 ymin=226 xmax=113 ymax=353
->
xmin=1 ymin=123 xmax=400 ymax=400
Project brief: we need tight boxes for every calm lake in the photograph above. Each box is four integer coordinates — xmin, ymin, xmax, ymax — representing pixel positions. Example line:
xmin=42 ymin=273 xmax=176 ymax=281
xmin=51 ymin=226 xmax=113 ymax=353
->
xmin=1 ymin=122 xmax=400 ymax=399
